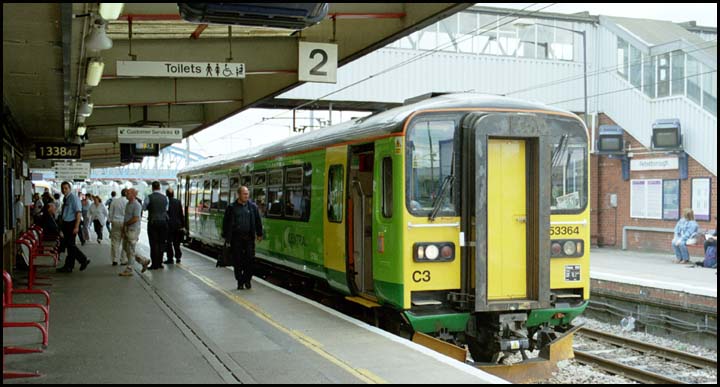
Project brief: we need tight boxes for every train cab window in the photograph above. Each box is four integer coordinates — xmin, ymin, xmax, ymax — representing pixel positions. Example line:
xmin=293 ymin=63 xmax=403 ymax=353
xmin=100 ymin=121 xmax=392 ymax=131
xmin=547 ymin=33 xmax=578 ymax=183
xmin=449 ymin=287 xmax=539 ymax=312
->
xmin=267 ymin=169 xmax=284 ymax=217
xmin=327 ymin=165 xmax=344 ymax=223
xmin=406 ymin=118 xmax=459 ymax=217
xmin=284 ymin=167 xmax=303 ymax=218
xmin=218 ymin=176 xmax=230 ymax=210
xmin=253 ymin=172 xmax=267 ymax=216
xmin=201 ymin=180 xmax=211 ymax=211
xmin=382 ymin=157 xmax=393 ymax=218
xmin=229 ymin=176 xmax=240 ymax=203
xmin=548 ymin=117 xmax=588 ymax=213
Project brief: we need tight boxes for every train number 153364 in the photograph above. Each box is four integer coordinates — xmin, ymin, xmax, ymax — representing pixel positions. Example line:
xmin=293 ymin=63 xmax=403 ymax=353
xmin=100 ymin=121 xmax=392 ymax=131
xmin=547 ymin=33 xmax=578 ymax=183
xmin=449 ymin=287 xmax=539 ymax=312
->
xmin=550 ymin=226 xmax=580 ymax=236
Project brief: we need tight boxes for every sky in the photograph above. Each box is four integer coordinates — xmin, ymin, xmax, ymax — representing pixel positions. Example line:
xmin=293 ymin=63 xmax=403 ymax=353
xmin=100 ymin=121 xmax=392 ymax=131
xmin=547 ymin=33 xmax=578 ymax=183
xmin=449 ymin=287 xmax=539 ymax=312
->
xmin=180 ymin=3 xmax=716 ymax=160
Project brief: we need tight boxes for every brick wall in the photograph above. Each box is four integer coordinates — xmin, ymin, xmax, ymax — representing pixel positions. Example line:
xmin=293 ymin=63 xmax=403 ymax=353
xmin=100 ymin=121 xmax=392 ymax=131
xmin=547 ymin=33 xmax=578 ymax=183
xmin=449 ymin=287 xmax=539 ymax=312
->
xmin=590 ymin=114 xmax=717 ymax=253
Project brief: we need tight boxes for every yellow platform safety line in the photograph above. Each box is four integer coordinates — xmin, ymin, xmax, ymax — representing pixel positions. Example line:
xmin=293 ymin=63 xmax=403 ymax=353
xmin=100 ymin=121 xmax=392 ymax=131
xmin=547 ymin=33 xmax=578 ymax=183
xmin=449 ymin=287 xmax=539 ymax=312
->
xmin=345 ymin=296 xmax=381 ymax=308
xmin=177 ymin=265 xmax=387 ymax=384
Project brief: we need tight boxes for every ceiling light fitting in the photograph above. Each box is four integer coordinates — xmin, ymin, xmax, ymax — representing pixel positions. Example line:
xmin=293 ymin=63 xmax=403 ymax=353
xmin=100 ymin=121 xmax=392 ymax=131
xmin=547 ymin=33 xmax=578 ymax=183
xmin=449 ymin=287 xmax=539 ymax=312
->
xmin=85 ymin=18 xmax=112 ymax=51
xmin=78 ymin=97 xmax=94 ymax=117
xmin=86 ymin=58 xmax=105 ymax=87
xmin=99 ymin=3 xmax=124 ymax=21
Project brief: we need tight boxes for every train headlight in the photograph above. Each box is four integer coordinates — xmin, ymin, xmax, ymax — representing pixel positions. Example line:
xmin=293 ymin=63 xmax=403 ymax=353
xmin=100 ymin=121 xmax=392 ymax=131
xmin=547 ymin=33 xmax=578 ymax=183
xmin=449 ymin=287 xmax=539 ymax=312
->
xmin=562 ymin=241 xmax=576 ymax=256
xmin=551 ymin=240 xmax=583 ymax=258
xmin=413 ymin=243 xmax=455 ymax=262
xmin=425 ymin=245 xmax=439 ymax=260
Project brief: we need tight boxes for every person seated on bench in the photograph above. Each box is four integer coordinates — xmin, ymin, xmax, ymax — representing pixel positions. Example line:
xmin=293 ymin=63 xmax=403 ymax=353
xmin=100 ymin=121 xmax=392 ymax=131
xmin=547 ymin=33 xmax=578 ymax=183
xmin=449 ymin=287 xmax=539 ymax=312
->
xmin=41 ymin=202 xmax=60 ymax=240
xmin=672 ymin=209 xmax=698 ymax=264
xmin=695 ymin=229 xmax=717 ymax=268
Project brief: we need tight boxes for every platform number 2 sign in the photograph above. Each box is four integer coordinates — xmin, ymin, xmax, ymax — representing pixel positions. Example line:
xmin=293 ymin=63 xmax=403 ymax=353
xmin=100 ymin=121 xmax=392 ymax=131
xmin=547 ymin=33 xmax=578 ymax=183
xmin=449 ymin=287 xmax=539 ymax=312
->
xmin=299 ymin=42 xmax=337 ymax=84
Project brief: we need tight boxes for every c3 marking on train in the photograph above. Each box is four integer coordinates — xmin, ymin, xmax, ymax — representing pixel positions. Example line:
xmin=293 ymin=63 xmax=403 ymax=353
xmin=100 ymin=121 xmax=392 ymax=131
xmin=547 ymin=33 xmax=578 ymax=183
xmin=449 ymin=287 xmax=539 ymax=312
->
xmin=412 ymin=270 xmax=431 ymax=283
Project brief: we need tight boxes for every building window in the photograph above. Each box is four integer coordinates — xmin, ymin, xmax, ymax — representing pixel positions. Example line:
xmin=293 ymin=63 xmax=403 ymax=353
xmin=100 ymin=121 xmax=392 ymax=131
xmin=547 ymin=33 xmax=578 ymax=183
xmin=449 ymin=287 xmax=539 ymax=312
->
xmin=686 ymin=55 xmax=701 ymax=105
xmin=643 ymin=53 xmax=656 ymax=98
xmin=629 ymin=45 xmax=642 ymax=90
xmin=671 ymin=50 xmax=685 ymax=96
xmin=657 ymin=53 xmax=670 ymax=98
xmin=617 ymin=37 xmax=629 ymax=79
xmin=702 ymin=68 xmax=716 ymax=116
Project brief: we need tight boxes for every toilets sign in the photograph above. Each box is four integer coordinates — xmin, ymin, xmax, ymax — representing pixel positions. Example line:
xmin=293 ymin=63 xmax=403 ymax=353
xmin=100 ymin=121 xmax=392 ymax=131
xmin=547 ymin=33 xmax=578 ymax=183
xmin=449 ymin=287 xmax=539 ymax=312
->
xmin=117 ymin=61 xmax=245 ymax=79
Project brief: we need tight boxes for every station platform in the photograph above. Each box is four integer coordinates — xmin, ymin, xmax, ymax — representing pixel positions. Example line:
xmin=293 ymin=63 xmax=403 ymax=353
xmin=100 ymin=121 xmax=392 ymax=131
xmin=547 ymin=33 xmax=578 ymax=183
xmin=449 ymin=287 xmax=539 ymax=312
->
xmin=4 ymin=228 xmax=505 ymax=384
xmin=589 ymin=247 xmax=716 ymax=314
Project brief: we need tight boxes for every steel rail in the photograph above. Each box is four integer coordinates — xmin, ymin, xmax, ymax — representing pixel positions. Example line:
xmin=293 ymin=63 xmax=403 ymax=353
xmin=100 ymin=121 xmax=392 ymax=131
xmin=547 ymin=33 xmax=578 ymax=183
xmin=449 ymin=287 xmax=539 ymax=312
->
xmin=573 ymin=350 xmax=686 ymax=384
xmin=577 ymin=327 xmax=716 ymax=369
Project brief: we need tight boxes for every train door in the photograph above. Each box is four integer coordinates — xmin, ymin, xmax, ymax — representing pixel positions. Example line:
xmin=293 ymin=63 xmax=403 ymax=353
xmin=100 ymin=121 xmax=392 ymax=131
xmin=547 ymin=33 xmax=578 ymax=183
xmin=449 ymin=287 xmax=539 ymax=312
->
xmin=349 ymin=143 xmax=375 ymax=295
xmin=461 ymin=113 xmax=552 ymax=312
xmin=487 ymin=139 xmax=527 ymax=299
xmin=323 ymin=146 xmax=348 ymax=291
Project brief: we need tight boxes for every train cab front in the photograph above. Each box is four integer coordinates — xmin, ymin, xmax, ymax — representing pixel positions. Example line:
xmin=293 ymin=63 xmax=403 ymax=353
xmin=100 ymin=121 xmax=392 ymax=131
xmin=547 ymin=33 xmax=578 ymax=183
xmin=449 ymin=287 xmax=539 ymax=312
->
xmin=400 ymin=109 xmax=590 ymax=363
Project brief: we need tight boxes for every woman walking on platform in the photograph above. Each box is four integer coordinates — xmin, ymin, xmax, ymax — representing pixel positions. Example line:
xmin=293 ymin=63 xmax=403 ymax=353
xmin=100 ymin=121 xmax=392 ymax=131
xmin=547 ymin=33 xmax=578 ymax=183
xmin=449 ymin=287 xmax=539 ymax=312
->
xmin=89 ymin=195 xmax=108 ymax=243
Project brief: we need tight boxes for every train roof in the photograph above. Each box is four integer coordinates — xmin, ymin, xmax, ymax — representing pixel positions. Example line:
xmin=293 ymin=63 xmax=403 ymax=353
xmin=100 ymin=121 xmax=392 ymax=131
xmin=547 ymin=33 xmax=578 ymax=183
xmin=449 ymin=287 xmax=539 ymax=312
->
xmin=179 ymin=93 xmax=578 ymax=175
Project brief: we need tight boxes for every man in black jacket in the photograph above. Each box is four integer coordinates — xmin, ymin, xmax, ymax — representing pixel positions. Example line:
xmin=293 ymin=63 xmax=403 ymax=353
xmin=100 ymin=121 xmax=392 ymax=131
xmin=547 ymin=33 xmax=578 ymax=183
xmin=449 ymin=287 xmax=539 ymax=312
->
xmin=222 ymin=186 xmax=263 ymax=290
xmin=164 ymin=188 xmax=185 ymax=264
xmin=143 ymin=181 xmax=169 ymax=269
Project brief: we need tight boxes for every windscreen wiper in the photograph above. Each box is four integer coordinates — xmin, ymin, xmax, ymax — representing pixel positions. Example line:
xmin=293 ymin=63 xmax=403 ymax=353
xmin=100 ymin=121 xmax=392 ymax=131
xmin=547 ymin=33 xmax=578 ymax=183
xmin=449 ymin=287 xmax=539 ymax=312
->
xmin=551 ymin=134 xmax=568 ymax=168
xmin=429 ymin=174 xmax=455 ymax=222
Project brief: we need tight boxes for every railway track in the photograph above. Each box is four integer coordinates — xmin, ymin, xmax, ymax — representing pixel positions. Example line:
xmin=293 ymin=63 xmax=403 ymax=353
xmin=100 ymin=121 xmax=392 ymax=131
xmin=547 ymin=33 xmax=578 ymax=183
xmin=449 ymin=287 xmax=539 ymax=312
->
xmin=574 ymin=327 xmax=717 ymax=384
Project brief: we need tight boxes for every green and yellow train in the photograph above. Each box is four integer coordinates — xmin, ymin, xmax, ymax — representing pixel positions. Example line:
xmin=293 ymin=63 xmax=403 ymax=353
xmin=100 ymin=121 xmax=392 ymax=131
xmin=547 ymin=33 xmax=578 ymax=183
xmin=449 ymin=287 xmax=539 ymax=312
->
xmin=178 ymin=93 xmax=590 ymax=362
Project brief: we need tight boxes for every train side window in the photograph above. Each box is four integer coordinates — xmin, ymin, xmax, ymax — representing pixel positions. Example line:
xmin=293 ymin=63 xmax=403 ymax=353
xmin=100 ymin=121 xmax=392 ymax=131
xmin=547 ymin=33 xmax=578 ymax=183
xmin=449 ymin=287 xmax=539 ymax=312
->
xmin=302 ymin=163 xmax=312 ymax=221
xmin=382 ymin=157 xmax=393 ymax=218
xmin=252 ymin=171 xmax=267 ymax=216
xmin=218 ymin=176 xmax=229 ymax=210
xmin=267 ymin=169 xmax=284 ymax=217
xmin=177 ymin=180 xmax=184 ymax=206
xmin=327 ymin=164 xmax=344 ymax=223
xmin=189 ymin=180 xmax=198 ymax=210
xmin=229 ymin=176 xmax=240 ymax=203
xmin=241 ymin=174 xmax=252 ymax=188
xmin=285 ymin=167 xmax=303 ymax=219
xmin=201 ymin=179 xmax=211 ymax=211
xmin=210 ymin=179 xmax=220 ymax=209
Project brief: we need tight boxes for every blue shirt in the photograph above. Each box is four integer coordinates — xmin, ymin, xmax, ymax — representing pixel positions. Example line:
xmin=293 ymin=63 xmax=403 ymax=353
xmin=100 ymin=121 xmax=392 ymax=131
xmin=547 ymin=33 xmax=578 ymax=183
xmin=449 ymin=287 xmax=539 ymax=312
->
xmin=675 ymin=218 xmax=699 ymax=241
xmin=62 ymin=192 xmax=82 ymax=222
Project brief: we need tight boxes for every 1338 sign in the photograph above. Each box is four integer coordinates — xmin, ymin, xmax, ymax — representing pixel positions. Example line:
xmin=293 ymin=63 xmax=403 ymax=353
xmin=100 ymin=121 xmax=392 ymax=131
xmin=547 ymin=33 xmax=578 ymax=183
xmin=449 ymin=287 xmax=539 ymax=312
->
xmin=36 ymin=143 xmax=81 ymax=159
